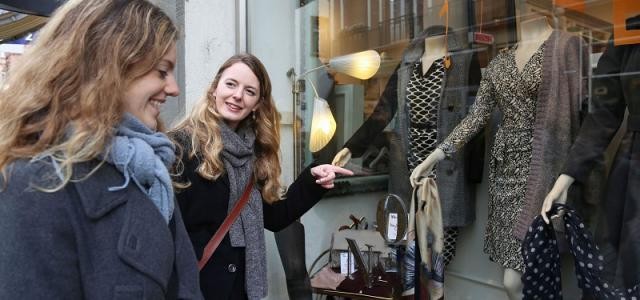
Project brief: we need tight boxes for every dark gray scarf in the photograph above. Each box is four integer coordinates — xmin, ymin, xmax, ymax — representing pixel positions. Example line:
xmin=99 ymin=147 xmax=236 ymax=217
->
xmin=219 ymin=122 xmax=267 ymax=300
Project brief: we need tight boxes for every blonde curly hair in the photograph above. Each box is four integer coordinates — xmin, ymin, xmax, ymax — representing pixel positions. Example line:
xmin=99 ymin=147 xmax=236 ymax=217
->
xmin=0 ymin=0 xmax=178 ymax=188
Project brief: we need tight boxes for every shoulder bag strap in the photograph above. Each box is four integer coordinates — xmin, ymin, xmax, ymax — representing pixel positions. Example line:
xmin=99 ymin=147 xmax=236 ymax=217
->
xmin=198 ymin=176 xmax=254 ymax=271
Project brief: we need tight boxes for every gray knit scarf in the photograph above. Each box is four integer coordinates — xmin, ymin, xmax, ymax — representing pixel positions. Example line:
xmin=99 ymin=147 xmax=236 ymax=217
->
xmin=104 ymin=113 xmax=176 ymax=223
xmin=219 ymin=122 xmax=266 ymax=300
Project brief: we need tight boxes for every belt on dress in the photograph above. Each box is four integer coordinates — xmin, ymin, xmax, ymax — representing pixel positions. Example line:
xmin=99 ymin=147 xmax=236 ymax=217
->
xmin=410 ymin=121 xmax=436 ymax=130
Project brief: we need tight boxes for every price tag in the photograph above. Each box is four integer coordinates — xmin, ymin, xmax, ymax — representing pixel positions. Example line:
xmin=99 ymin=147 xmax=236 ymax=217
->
xmin=339 ymin=252 xmax=355 ymax=275
xmin=387 ymin=213 xmax=398 ymax=241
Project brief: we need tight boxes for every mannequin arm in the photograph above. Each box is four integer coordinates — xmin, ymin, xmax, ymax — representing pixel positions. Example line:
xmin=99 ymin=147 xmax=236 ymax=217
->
xmin=332 ymin=148 xmax=352 ymax=167
xmin=409 ymin=149 xmax=445 ymax=188
xmin=540 ymin=174 xmax=575 ymax=223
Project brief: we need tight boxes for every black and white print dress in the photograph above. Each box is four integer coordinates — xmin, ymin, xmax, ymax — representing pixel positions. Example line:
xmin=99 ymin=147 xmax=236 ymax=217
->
xmin=406 ymin=58 xmax=444 ymax=173
xmin=406 ymin=57 xmax=459 ymax=265
xmin=438 ymin=42 xmax=547 ymax=271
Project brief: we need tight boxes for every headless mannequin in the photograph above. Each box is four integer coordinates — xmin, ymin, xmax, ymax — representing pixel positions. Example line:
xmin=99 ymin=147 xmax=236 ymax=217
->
xmin=421 ymin=34 xmax=448 ymax=75
xmin=410 ymin=15 xmax=553 ymax=300
xmin=331 ymin=34 xmax=448 ymax=167
xmin=514 ymin=16 xmax=553 ymax=72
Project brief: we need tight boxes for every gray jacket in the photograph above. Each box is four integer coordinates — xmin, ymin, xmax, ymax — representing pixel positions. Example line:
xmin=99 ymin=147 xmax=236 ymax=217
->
xmin=344 ymin=28 xmax=483 ymax=227
xmin=0 ymin=159 xmax=203 ymax=300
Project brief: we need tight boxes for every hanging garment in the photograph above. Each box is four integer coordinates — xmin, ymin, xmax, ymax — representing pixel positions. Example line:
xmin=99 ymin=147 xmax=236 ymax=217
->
xmin=406 ymin=59 xmax=445 ymax=173
xmin=408 ymin=177 xmax=444 ymax=300
xmin=439 ymin=30 xmax=588 ymax=271
xmin=564 ymin=41 xmax=640 ymax=288
xmin=440 ymin=42 xmax=546 ymax=271
xmin=342 ymin=27 xmax=483 ymax=229
xmin=406 ymin=58 xmax=459 ymax=264
xmin=521 ymin=204 xmax=640 ymax=299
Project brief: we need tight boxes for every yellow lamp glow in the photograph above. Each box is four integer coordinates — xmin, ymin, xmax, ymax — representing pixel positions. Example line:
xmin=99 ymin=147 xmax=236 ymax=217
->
xmin=309 ymin=97 xmax=336 ymax=152
xmin=328 ymin=50 xmax=381 ymax=80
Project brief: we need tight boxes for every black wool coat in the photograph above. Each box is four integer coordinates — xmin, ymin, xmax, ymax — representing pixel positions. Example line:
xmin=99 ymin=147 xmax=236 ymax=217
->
xmin=0 ymin=159 xmax=203 ymax=300
xmin=173 ymin=133 xmax=327 ymax=300
xmin=564 ymin=41 xmax=640 ymax=288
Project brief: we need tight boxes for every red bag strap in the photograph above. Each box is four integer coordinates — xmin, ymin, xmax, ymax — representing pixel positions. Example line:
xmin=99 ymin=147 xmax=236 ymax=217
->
xmin=198 ymin=176 xmax=254 ymax=271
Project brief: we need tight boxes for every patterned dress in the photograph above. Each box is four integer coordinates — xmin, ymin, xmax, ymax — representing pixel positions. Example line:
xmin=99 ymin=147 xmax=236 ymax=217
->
xmin=405 ymin=58 xmax=459 ymax=265
xmin=406 ymin=58 xmax=444 ymax=173
xmin=439 ymin=43 xmax=546 ymax=271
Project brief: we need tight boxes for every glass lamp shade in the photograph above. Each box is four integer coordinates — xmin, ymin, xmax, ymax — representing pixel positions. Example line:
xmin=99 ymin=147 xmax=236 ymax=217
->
xmin=309 ymin=97 xmax=337 ymax=152
xmin=328 ymin=50 xmax=381 ymax=80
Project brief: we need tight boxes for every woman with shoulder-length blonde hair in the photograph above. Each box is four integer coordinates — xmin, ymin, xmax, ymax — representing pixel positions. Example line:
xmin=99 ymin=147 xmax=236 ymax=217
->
xmin=170 ymin=53 xmax=352 ymax=300
xmin=0 ymin=0 xmax=202 ymax=299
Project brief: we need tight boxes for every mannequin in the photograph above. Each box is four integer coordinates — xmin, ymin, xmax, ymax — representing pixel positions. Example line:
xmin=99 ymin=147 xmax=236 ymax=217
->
xmin=514 ymin=16 xmax=553 ymax=72
xmin=332 ymin=34 xmax=449 ymax=166
xmin=542 ymin=41 xmax=640 ymax=288
xmin=421 ymin=34 xmax=448 ymax=75
xmin=412 ymin=15 xmax=554 ymax=182
xmin=411 ymin=15 xmax=585 ymax=300
xmin=332 ymin=25 xmax=483 ymax=297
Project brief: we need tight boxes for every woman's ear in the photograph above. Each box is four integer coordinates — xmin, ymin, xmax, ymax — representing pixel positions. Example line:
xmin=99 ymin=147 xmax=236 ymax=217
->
xmin=252 ymin=100 xmax=262 ymax=112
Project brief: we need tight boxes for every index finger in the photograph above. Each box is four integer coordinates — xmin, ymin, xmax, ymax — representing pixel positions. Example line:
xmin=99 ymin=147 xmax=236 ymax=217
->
xmin=328 ymin=166 xmax=354 ymax=176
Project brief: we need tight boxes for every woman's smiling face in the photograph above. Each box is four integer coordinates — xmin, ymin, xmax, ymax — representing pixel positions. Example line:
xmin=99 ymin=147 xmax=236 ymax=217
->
xmin=122 ymin=44 xmax=179 ymax=130
xmin=212 ymin=62 xmax=261 ymax=130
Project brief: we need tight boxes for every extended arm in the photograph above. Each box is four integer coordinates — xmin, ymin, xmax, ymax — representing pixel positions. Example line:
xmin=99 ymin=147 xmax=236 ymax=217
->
xmin=410 ymin=72 xmax=496 ymax=186
xmin=264 ymin=164 xmax=353 ymax=231
xmin=333 ymin=65 xmax=401 ymax=166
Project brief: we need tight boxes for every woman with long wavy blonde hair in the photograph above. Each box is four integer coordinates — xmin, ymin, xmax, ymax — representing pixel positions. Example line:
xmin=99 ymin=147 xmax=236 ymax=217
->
xmin=170 ymin=53 xmax=352 ymax=300
xmin=0 ymin=0 xmax=202 ymax=298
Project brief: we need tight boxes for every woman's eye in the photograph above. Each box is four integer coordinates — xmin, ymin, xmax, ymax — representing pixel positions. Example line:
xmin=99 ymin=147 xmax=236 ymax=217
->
xmin=226 ymin=82 xmax=236 ymax=88
xmin=246 ymin=90 xmax=256 ymax=96
xmin=158 ymin=70 xmax=168 ymax=79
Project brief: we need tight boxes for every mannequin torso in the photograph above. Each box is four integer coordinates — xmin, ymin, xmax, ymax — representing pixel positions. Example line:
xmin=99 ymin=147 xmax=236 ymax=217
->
xmin=421 ymin=34 xmax=447 ymax=75
xmin=514 ymin=16 xmax=553 ymax=72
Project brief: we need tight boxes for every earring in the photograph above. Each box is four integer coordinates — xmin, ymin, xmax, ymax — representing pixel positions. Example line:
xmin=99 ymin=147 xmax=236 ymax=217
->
xmin=252 ymin=111 xmax=256 ymax=120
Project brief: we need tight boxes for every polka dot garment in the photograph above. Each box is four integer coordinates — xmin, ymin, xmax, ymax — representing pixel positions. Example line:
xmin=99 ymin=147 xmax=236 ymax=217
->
xmin=522 ymin=204 xmax=640 ymax=299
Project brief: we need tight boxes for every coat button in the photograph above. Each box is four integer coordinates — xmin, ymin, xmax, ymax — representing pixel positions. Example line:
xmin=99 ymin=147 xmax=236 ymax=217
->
xmin=227 ymin=264 xmax=237 ymax=273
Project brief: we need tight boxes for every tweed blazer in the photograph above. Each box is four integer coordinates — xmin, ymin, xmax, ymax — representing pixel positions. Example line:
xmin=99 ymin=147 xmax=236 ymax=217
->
xmin=0 ymin=159 xmax=203 ymax=300
xmin=344 ymin=28 xmax=483 ymax=227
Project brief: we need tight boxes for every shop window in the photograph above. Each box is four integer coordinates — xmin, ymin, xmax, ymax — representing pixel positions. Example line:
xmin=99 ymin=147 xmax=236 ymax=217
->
xmin=295 ymin=1 xmax=640 ymax=297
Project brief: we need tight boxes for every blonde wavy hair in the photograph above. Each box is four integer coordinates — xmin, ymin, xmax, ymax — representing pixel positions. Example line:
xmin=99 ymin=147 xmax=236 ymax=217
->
xmin=172 ymin=54 xmax=283 ymax=203
xmin=0 ymin=0 xmax=178 ymax=187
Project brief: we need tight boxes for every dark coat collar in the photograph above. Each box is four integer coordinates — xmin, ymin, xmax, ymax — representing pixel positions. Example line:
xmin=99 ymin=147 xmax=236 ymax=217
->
xmin=72 ymin=160 xmax=177 ymax=291
xmin=72 ymin=161 xmax=130 ymax=219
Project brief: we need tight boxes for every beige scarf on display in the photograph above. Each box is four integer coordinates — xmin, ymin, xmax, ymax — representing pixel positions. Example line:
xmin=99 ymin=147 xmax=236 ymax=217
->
xmin=408 ymin=177 xmax=444 ymax=299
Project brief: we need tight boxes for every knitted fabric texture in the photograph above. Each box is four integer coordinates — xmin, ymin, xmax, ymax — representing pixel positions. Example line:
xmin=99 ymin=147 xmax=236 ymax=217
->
xmin=219 ymin=122 xmax=267 ymax=300
xmin=105 ymin=113 xmax=176 ymax=223
xmin=516 ymin=30 xmax=588 ymax=239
